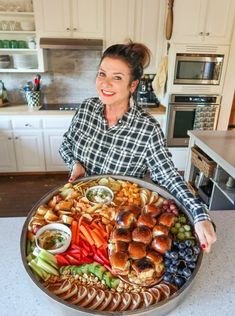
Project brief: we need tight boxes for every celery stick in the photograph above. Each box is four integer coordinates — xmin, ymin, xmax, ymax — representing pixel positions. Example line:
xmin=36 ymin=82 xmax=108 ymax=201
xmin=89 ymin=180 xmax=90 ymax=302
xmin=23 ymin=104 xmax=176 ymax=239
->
xmin=29 ymin=260 xmax=48 ymax=280
xmin=37 ymin=257 xmax=59 ymax=276
xmin=38 ymin=249 xmax=58 ymax=269
xmin=26 ymin=253 xmax=35 ymax=262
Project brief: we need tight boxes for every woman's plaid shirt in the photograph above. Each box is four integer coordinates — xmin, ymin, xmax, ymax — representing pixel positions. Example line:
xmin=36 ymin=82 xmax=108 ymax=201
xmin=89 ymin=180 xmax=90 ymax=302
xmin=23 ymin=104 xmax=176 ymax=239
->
xmin=59 ymin=97 xmax=210 ymax=224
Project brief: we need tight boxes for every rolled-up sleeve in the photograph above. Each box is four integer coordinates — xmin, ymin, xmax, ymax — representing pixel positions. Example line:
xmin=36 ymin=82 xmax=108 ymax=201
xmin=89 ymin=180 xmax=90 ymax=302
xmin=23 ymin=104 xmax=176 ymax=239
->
xmin=145 ymin=126 xmax=211 ymax=224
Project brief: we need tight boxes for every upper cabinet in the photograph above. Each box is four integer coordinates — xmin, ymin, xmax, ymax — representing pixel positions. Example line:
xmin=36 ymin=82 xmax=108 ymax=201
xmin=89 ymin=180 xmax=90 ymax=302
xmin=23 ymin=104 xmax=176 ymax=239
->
xmin=0 ymin=0 xmax=46 ymax=73
xmin=134 ymin=0 xmax=164 ymax=73
xmin=171 ymin=0 xmax=235 ymax=44
xmin=34 ymin=0 xmax=104 ymax=39
xmin=104 ymin=0 xmax=165 ymax=73
xmin=104 ymin=0 xmax=135 ymax=47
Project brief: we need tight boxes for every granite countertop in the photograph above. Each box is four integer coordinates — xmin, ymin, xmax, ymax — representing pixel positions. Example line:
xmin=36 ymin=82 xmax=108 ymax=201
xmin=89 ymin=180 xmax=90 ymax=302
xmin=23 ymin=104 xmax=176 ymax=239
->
xmin=0 ymin=211 xmax=235 ymax=316
xmin=0 ymin=104 xmax=166 ymax=116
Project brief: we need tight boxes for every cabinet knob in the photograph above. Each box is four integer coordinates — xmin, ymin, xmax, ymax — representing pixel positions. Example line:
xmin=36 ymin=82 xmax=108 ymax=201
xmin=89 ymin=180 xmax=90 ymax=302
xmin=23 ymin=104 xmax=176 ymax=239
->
xmin=199 ymin=32 xmax=203 ymax=36
xmin=25 ymin=123 xmax=32 ymax=127
xmin=206 ymin=32 xmax=210 ymax=36
xmin=15 ymin=136 xmax=19 ymax=140
xmin=66 ymin=27 xmax=70 ymax=31
xmin=73 ymin=28 xmax=77 ymax=31
xmin=8 ymin=137 xmax=12 ymax=140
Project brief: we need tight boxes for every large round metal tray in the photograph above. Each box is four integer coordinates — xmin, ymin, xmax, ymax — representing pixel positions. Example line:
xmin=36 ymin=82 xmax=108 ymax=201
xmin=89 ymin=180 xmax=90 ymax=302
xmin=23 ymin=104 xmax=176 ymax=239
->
xmin=20 ymin=175 xmax=203 ymax=316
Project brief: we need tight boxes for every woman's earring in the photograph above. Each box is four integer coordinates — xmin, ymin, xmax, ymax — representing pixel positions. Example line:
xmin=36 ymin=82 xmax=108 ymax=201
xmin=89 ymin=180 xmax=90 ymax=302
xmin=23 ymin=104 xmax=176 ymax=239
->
xmin=129 ymin=94 xmax=135 ymax=107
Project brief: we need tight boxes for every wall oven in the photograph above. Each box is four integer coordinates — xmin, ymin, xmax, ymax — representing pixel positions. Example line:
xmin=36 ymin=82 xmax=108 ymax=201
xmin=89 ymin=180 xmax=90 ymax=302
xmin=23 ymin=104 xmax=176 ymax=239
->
xmin=166 ymin=94 xmax=221 ymax=147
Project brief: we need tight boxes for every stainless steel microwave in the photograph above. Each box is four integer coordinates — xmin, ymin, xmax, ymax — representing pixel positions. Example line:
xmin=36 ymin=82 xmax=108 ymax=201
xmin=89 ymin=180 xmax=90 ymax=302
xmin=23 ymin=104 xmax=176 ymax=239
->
xmin=174 ymin=53 xmax=224 ymax=85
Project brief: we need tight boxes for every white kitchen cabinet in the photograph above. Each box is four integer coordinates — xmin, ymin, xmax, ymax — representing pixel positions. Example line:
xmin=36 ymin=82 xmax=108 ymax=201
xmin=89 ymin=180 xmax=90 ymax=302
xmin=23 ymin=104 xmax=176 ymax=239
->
xmin=13 ymin=129 xmax=45 ymax=171
xmin=171 ymin=0 xmax=235 ymax=44
xmin=104 ymin=0 xmax=135 ymax=48
xmin=104 ymin=0 xmax=165 ymax=73
xmin=0 ymin=131 xmax=17 ymax=172
xmin=34 ymin=0 xmax=104 ymax=39
xmin=0 ymin=1 xmax=46 ymax=73
xmin=152 ymin=114 xmax=166 ymax=135
xmin=43 ymin=116 xmax=72 ymax=172
xmin=168 ymin=147 xmax=188 ymax=171
xmin=0 ymin=129 xmax=45 ymax=172
xmin=43 ymin=130 xmax=67 ymax=171
xmin=0 ymin=117 xmax=45 ymax=172
xmin=134 ymin=0 xmax=164 ymax=73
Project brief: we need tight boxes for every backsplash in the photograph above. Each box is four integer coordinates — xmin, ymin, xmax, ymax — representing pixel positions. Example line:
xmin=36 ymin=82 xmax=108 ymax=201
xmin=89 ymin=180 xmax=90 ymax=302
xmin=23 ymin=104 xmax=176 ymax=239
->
xmin=0 ymin=49 xmax=101 ymax=105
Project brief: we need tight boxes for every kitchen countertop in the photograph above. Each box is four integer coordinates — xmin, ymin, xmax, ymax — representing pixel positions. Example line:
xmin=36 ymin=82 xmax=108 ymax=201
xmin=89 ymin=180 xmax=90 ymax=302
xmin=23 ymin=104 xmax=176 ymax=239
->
xmin=0 ymin=211 xmax=235 ymax=316
xmin=0 ymin=104 xmax=166 ymax=116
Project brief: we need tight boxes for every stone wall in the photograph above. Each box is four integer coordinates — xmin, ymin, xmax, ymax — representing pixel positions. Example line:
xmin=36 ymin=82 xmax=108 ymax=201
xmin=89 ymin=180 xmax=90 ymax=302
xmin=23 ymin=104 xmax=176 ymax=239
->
xmin=0 ymin=49 xmax=101 ymax=105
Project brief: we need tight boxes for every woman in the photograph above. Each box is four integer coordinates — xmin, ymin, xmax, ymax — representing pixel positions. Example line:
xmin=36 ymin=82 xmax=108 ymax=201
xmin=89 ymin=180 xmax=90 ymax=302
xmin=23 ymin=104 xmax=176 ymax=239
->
xmin=59 ymin=41 xmax=216 ymax=253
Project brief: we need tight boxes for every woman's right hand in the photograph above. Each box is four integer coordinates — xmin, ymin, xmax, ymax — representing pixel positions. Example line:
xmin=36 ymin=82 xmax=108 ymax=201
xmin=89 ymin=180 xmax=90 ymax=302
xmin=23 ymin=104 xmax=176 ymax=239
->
xmin=69 ymin=162 xmax=85 ymax=182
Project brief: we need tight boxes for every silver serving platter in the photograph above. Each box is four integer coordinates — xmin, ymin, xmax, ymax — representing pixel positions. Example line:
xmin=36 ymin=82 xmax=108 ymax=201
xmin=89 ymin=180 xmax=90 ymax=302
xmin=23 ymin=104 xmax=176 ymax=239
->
xmin=20 ymin=175 xmax=203 ymax=316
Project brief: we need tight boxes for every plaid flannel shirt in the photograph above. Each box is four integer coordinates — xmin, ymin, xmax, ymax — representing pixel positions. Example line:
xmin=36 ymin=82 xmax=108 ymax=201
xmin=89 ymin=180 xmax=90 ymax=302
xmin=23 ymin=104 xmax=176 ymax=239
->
xmin=59 ymin=97 xmax=210 ymax=224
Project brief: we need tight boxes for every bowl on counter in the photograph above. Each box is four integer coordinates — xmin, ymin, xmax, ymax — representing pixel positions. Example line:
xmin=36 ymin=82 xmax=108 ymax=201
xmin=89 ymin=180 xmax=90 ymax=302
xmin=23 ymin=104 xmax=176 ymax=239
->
xmin=21 ymin=175 xmax=203 ymax=316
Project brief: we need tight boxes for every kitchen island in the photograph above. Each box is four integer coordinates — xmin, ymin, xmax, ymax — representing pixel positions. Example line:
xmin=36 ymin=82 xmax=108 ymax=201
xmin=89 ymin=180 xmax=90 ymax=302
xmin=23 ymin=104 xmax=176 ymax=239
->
xmin=0 ymin=211 xmax=235 ymax=316
xmin=185 ymin=130 xmax=235 ymax=210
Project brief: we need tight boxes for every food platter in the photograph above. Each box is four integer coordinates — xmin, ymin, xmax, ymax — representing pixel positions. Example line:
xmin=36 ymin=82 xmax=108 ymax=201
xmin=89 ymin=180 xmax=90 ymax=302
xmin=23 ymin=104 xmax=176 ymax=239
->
xmin=20 ymin=175 xmax=203 ymax=316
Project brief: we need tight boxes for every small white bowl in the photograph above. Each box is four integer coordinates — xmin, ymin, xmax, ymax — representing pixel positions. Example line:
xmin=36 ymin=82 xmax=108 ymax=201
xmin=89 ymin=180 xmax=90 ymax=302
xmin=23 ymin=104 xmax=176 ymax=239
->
xmin=20 ymin=20 xmax=35 ymax=31
xmin=85 ymin=185 xmax=114 ymax=205
xmin=35 ymin=223 xmax=71 ymax=254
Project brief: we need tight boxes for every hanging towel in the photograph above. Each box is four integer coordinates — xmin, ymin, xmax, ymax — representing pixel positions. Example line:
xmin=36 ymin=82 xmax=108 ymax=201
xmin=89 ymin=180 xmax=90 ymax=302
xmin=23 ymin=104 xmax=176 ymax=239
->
xmin=152 ymin=56 xmax=168 ymax=99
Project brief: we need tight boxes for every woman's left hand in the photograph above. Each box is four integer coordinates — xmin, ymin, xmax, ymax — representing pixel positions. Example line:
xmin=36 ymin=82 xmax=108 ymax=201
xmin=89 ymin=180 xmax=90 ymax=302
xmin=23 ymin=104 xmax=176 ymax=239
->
xmin=194 ymin=220 xmax=217 ymax=253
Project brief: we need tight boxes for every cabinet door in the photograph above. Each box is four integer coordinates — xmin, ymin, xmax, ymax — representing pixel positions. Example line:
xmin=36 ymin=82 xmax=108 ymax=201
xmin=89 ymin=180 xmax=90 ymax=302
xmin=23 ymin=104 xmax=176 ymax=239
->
xmin=34 ymin=0 xmax=71 ymax=37
xmin=72 ymin=0 xmax=104 ymax=38
xmin=204 ymin=0 xmax=235 ymax=44
xmin=168 ymin=147 xmax=188 ymax=171
xmin=172 ymin=0 xmax=235 ymax=44
xmin=172 ymin=0 xmax=206 ymax=43
xmin=134 ymin=0 xmax=162 ymax=73
xmin=44 ymin=130 xmax=67 ymax=171
xmin=14 ymin=130 xmax=45 ymax=172
xmin=152 ymin=114 xmax=166 ymax=135
xmin=105 ymin=0 xmax=135 ymax=48
xmin=0 ymin=132 xmax=17 ymax=172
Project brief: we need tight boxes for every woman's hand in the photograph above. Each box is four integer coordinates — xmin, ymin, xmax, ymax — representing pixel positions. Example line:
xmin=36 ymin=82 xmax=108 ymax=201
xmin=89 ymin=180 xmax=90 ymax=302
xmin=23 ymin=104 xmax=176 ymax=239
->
xmin=194 ymin=220 xmax=217 ymax=253
xmin=69 ymin=162 xmax=85 ymax=182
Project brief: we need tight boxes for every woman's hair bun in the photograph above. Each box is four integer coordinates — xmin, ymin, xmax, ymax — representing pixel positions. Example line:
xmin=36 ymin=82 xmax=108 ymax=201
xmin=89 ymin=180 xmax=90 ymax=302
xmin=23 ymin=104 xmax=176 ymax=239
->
xmin=126 ymin=40 xmax=151 ymax=69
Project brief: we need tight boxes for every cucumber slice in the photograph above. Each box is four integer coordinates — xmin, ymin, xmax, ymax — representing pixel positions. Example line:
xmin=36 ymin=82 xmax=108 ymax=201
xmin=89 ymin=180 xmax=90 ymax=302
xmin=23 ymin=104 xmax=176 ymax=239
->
xmin=110 ymin=277 xmax=120 ymax=289
xmin=72 ymin=265 xmax=83 ymax=275
xmin=102 ymin=271 xmax=112 ymax=288
xmin=89 ymin=262 xmax=99 ymax=274
xmin=81 ymin=264 xmax=89 ymax=274
xmin=94 ymin=265 xmax=106 ymax=280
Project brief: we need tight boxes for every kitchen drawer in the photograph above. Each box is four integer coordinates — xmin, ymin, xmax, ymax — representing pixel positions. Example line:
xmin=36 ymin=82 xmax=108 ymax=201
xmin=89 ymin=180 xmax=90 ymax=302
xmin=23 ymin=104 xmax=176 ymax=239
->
xmin=43 ymin=117 xmax=72 ymax=129
xmin=12 ymin=118 xmax=42 ymax=129
xmin=0 ymin=119 xmax=12 ymax=129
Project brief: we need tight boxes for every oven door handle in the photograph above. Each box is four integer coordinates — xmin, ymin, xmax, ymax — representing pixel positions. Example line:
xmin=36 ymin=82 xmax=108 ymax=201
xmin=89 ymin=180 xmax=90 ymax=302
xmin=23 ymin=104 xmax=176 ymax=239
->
xmin=171 ymin=105 xmax=197 ymax=110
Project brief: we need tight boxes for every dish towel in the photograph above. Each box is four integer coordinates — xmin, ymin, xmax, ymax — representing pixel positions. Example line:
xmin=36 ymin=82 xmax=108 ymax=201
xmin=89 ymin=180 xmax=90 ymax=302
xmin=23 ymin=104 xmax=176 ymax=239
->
xmin=152 ymin=56 xmax=168 ymax=99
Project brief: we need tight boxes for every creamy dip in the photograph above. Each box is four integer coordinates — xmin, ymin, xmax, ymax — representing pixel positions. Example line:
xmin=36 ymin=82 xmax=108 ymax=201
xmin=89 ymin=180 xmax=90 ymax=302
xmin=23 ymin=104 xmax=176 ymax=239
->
xmin=38 ymin=229 xmax=70 ymax=250
xmin=86 ymin=187 xmax=113 ymax=204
